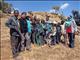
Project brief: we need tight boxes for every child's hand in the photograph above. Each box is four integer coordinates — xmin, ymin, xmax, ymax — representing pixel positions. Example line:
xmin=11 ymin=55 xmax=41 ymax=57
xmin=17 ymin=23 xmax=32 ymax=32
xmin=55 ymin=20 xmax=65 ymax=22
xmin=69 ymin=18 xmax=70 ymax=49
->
xmin=75 ymin=31 xmax=78 ymax=35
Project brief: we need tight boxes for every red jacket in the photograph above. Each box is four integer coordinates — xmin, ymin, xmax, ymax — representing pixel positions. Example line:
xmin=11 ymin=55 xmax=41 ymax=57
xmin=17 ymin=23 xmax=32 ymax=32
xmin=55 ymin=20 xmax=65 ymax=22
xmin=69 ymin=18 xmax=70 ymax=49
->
xmin=66 ymin=26 xmax=72 ymax=33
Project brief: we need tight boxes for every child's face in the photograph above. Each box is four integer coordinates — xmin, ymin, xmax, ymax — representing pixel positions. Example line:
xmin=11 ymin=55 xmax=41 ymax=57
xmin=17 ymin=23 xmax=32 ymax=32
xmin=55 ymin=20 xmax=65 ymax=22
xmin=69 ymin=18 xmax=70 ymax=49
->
xmin=46 ymin=17 xmax=49 ymax=21
xmin=54 ymin=24 xmax=56 ymax=26
xmin=14 ymin=13 xmax=19 ymax=17
xmin=21 ymin=14 xmax=26 ymax=19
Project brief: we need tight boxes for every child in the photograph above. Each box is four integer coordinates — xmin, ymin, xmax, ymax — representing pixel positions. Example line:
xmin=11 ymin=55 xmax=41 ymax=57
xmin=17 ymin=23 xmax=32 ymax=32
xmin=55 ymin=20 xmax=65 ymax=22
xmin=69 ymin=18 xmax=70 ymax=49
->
xmin=61 ymin=20 xmax=67 ymax=45
xmin=41 ymin=20 xmax=46 ymax=45
xmin=45 ymin=21 xmax=52 ymax=46
xmin=56 ymin=22 xmax=62 ymax=44
xmin=50 ymin=23 xmax=57 ymax=45
xmin=19 ymin=12 xmax=31 ymax=51
xmin=35 ymin=19 xmax=44 ymax=46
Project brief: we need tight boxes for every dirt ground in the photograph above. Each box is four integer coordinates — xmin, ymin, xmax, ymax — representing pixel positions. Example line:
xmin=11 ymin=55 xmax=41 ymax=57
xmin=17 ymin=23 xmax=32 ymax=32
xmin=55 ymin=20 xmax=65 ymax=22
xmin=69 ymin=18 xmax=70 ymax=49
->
xmin=1 ymin=16 xmax=80 ymax=60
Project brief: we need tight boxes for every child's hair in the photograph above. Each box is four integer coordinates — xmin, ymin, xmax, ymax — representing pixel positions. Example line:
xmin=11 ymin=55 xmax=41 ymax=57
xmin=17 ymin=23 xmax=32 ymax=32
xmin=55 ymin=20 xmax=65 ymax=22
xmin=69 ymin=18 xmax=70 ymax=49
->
xmin=21 ymin=12 xmax=26 ymax=15
xmin=41 ymin=20 xmax=45 ymax=23
xmin=26 ymin=16 xmax=30 ymax=20
xmin=61 ymin=20 xmax=65 ymax=25
xmin=54 ymin=24 xmax=57 ymax=26
xmin=58 ymin=22 xmax=61 ymax=25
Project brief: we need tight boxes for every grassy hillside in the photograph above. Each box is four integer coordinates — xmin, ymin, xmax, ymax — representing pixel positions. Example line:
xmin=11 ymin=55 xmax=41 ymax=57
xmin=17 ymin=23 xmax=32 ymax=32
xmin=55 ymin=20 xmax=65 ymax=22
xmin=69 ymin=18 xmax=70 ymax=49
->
xmin=1 ymin=13 xmax=80 ymax=60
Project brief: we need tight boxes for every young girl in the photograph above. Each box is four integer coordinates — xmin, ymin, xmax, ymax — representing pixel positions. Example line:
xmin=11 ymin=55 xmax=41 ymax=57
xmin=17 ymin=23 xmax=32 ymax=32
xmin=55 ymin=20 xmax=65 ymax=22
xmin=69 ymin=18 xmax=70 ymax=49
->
xmin=50 ymin=23 xmax=57 ymax=45
xmin=56 ymin=22 xmax=62 ymax=44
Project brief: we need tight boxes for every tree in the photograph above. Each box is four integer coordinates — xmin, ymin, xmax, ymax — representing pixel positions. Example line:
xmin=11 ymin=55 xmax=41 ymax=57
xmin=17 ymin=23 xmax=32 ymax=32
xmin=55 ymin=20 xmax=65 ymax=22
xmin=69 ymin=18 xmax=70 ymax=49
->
xmin=52 ymin=6 xmax=60 ymax=14
xmin=0 ymin=0 xmax=4 ymax=11
xmin=72 ymin=10 xmax=79 ymax=19
xmin=72 ymin=10 xmax=80 ymax=26
xmin=52 ymin=6 xmax=60 ymax=11
xmin=0 ymin=0 xmax=12 ymax=13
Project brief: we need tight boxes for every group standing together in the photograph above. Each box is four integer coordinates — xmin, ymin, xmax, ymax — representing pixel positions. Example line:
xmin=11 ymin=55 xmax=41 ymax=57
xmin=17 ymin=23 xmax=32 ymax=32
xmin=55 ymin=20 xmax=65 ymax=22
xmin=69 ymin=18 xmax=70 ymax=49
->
xmin=5 ymin=10 xmax=78 ymax=56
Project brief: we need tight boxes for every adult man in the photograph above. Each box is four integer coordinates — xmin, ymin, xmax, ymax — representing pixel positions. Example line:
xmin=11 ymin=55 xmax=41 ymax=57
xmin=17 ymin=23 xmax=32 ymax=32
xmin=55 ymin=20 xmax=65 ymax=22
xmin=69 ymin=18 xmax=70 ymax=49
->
xmin=64 ymin=16 xmax=77 ymax=48
xmin=5 ymin=10 xmax=21 ymax=55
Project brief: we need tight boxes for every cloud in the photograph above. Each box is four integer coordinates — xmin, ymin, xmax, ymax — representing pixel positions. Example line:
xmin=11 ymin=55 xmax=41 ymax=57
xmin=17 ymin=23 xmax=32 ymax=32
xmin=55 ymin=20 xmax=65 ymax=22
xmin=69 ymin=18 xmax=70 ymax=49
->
xmin=60 ymin=3 xmax=69 ymax=10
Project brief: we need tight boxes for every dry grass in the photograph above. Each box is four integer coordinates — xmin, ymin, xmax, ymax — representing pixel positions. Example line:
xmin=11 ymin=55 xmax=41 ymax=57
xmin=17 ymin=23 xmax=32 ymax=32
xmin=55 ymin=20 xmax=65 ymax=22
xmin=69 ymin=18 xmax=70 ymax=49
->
xmin=1 ymin=14 xmax=80 ymax=60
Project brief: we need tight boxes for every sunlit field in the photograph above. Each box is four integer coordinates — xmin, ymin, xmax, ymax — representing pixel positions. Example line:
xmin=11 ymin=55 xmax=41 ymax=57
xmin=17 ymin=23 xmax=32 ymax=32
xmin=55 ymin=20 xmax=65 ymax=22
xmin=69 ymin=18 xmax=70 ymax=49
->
xmin=1 ymin=14 xmax=80 ymax=60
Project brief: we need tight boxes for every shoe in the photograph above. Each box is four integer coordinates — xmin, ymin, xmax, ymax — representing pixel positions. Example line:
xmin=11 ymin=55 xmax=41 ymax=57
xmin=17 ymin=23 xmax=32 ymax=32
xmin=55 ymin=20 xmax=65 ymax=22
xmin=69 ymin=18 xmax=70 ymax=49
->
xmin=26 ymin=48 xmax=32 ymax=51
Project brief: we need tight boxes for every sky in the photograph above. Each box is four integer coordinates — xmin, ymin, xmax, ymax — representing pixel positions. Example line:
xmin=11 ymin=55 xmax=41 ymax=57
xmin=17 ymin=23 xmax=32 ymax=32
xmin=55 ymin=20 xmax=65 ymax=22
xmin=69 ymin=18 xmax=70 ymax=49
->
xmin=5 ymin=1 xmax=80 ymax=16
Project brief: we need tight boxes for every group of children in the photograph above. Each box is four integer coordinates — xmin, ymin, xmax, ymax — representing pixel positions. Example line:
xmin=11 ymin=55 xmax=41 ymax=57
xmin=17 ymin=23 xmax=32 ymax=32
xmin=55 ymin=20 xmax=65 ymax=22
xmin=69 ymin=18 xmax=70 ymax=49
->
xmin=5 ymin=10 xmax=78 ymax=56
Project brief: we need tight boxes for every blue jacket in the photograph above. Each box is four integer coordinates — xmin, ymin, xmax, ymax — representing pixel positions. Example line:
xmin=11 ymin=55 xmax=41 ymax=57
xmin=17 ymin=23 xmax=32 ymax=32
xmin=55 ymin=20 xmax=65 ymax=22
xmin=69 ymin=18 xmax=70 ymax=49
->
xmin=45 ymin=23 xmax=52 ymax=33
xmin=26 ymin=19 xmax=32 ymax=33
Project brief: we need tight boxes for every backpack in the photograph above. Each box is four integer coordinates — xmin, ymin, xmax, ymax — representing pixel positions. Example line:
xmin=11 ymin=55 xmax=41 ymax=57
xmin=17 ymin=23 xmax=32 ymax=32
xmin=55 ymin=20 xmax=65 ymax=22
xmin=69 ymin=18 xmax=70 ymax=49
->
xmin=65 ymin=20 xmax=71 ymax=27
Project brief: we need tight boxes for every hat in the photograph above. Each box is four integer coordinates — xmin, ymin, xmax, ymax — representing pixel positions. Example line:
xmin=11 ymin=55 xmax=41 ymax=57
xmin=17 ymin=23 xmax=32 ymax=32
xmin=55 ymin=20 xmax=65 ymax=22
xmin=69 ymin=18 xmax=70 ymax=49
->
xmin=21 ymin=12 xmax=26 ymax=15
xmin=14 ymin=10 xmax=19 ymax=14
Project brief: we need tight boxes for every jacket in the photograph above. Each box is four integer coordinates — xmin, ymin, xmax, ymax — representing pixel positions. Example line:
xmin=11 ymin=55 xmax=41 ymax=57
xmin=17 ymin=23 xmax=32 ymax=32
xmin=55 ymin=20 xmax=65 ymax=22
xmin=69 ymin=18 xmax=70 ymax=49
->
xmin=26 ymin=19 xmax=32 ymax=33
xmin=5 ymin=16 xmax=20 ymax=36
xmin=19 ymin=18 xmax=28 ymax=33
xmin=64 ymin=19 xmax=77 ymax=33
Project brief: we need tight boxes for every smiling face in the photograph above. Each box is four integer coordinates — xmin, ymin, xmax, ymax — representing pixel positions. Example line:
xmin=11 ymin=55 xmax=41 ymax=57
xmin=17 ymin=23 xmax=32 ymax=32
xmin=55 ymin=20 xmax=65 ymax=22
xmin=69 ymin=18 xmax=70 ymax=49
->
xmin=14 ymin=13 xmax=19 ymax=17
xmin=21 ymin=14 xmax=26 ymax=19
xmin=14 ymin=10 xmax=19 ymax=17
xmin=21 ymin=12 xmax=27 ymax=19
xmin=46 ymin=16 xmax=49 ymax=21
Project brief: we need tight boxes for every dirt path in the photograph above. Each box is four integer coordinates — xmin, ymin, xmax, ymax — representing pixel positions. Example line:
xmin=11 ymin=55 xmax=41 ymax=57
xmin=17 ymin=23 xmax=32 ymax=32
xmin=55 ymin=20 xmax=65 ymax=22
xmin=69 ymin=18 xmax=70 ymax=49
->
xmin=1 ymin=17 xmax=80 ymax=60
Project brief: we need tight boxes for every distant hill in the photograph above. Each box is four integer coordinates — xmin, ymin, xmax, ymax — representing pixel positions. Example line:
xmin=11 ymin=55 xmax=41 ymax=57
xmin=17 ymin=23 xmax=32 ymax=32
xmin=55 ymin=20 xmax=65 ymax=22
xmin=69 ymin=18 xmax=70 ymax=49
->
xmin=1 ymin=12 xmax=66 ymax=23
xmin=32 ymin=12 xmax=63 ymax=22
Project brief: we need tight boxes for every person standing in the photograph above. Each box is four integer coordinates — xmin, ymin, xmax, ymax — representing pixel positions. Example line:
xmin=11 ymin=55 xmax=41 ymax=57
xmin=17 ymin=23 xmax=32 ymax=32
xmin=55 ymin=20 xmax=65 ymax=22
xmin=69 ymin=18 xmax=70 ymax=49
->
xmin=61 ymin=20 xmax=67 ymax=45
xmin=50 ymin=23 xmax=57 ymax=45
xmin=56 ymin=22 xmax=62 ymax=44
xmin=26 ymin=16 xmax=32 ymax=48
xmin=35 ymin=19 xmax=44 ymax=46
xmin=41 ymin=20 xmax=46 ymax=45
xmin=45 ymin=15 xmax=52 ymax=38
xmin=64 ymin=16 xmax=77 ymax=48
xmin=31 ymin=16 xmax=37 ymax=44
xmin=5 ymin=10 xmax=21 ymax=56
xmin=19 ymin=12 xmax=31 ymax=51
xmin=45 ymin=15 xmax=52 ymax=45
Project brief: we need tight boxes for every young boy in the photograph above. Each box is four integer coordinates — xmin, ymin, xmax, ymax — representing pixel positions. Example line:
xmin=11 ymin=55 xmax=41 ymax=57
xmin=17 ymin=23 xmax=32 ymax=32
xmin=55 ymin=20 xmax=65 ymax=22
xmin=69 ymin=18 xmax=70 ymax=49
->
xmin=35 ymin=19 xmax=44 ymax=46
xmin=56 ymin=22 xmax=62 ymax=44
xmin=19 ymin=12 xmax=31 ymax=51
xmin=61 ymin=20 xmax=67 ymax=45
xmin=50 ymin=23 xmax=57 ymax=45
